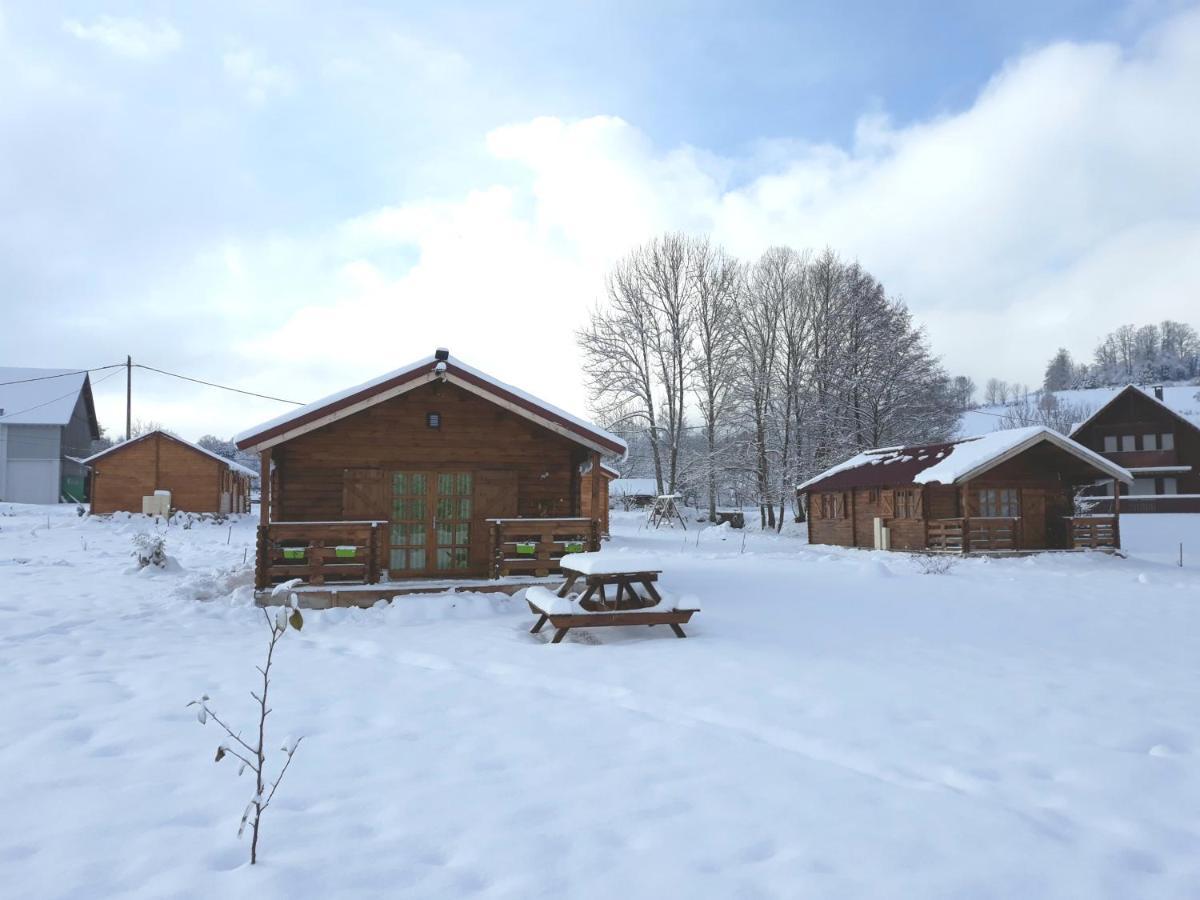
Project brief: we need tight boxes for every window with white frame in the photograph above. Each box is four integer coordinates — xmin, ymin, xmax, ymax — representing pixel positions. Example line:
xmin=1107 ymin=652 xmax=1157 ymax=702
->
xmin=1103 ymin=435 xmax=1118 ymax=452
xmin=1163 ymin=477 xmax=1178 ymax=495
xmin=1121 ymin=435 xmax=1137 ymax=451
xmin=1142 ymin=433 xmax=1158 ymax=450
xmin=1162 ymin=433 xmax=1175 ymax=450
xmin=1131 ymin=477 xmax=1156 ymax=495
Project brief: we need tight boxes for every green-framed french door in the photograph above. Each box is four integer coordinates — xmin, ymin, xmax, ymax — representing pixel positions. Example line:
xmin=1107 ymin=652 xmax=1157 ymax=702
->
xmin=388 ymin=471 xmax=473 ymax=576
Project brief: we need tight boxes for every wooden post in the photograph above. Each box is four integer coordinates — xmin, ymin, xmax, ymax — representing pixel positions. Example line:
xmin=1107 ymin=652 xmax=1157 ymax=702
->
xmin=1112 ymin=476 xmax=1121 ymax=549
xmin=919 ymin=486 xmax=928 ymax=550
xmin=309 ymin=540 xmax=324 ymax=586
xmin=850 ymin=488 xmax=858 ymax=547
xmin=589 ymin=451 xmax=601 ymax=541
xmin=960 ymin=482 xmax=971 ymax=554
xmin=125 ymin=355 xmax=132 ymax=441
xmin=259 ymin=449 xmax=271 ymax=528
xmin=368 ymin=522 xmax=380 ymax=584
xmin=254 ymin=524 xmax=268 ymax=590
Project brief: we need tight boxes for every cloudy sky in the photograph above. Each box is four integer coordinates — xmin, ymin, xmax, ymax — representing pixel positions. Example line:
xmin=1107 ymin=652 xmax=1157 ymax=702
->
xmin=3 ymin=1 xmax=1199 ymax=441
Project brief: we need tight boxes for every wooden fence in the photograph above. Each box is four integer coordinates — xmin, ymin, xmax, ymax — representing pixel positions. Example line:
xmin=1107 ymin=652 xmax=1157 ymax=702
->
xmin=1070 ymin=516 xmax=1119 ymax=549
xmin=487 ymin=517 xmax=599 ymax=578
xmin=256 ymin=521 xmax=385 ymax=590
xmin=926 ymin=517 xmax=1021 ymax=552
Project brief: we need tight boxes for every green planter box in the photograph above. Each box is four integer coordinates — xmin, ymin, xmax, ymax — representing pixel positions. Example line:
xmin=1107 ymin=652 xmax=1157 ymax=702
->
xmin=563 ymin=541 xmax=584 ymax=553
xmin=335 ymin=546 xmax=357 ymax=559
xmin=515 ymin=542 xmax=537 ymax=556
xmin=281 ymin=547 xmax=306 ymax=561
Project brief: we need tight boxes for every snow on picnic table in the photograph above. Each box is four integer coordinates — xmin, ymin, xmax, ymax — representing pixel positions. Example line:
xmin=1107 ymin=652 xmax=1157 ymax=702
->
xmin=1 ymin=505 xmax=1199 ymax=898
xmin=558 ymin=550 xmax=662 ymax=575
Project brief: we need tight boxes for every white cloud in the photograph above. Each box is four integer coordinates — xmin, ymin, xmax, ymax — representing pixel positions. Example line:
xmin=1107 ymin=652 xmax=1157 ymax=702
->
xmin=14 ymin=5 xmax=1200 ymax=440
xmin=62 ymin=15 xmax=180 ymax=61
xmin=227 ymin=7 xmax=1200 ymax=425
xmin=223 ymin=44 xmax=294 ymax=104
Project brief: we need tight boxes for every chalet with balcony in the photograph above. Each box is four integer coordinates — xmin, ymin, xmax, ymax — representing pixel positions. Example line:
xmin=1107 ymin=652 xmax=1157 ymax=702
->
xmin=234 ymin=350 xmax=626 ymax=599
xmin=798 ymin=426 xmax=1132 ymax=553
xmin=1070 ymin=385 xmax=1200 ymax=513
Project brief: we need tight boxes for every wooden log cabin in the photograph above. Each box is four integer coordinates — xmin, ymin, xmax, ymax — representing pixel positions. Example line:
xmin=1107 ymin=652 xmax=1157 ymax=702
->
xmin=84 ymin=430 xmax=254 ymax=515
xmin=798 ymin=426 xmax=1132 ymax=553
xmin=1069 ymin=384 xmax=1200 ymax=513
xmin=234 ymin=350 xmax=627 ymax=591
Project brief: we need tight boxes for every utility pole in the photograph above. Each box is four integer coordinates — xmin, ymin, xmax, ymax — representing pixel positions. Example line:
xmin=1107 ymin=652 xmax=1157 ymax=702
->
xmin=125 ymin=355 xmax=132 ymax=441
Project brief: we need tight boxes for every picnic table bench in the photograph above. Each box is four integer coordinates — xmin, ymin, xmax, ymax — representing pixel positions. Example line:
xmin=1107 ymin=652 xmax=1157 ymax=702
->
xmin=526 ymin=553 xmax=699 ymax=643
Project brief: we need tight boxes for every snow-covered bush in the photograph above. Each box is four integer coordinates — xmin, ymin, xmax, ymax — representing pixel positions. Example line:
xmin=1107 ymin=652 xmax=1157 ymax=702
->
xmin=914 ymin=554 xmax=955 ymax=575
xmin=132 ymin=532 xmax=167 ymax=569
xmin=189 ymin=585 xmax=305 ymax=865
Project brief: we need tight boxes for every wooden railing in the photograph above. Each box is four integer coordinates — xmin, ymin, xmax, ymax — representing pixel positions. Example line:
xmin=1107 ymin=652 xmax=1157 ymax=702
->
xmin=927 ymin=518 xmax=964 ymax=551
xmin=926 ymin=517 xmax=1021 ymax=552
xmin=1070 ymin=516 xmax=1119 ymax=549
xmin=256 ymin=521 xmax=385 ymax=590
xmin=487 ymin=517 xmax=599 ymax=578
xmin=1082 ymin=496 xmax=1200 ymax=514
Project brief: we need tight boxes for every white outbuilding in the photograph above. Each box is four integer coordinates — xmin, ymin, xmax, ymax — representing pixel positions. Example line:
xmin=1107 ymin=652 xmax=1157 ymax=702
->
xmin=0 ymin=368 xmax=100 ymax=504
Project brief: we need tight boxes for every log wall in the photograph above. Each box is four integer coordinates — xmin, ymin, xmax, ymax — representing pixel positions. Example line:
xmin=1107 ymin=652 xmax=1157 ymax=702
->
xmin=270 ymin=381 xmax=589 ymax=575
xmin=90 ymin=433 xmax=238 ymax=514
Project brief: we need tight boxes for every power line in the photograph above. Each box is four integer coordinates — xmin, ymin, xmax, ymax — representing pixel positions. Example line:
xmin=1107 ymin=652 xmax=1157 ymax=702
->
xmin=132 ymin=364 xmax=305 ymax=406
xmin=0 ymin=364 xmax=125 ymax=387
xmin=0 ymin=367 xmax=124 ymax=422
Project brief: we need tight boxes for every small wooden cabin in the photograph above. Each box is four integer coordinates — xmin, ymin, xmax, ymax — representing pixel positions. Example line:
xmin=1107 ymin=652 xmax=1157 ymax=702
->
xmin=235 ymin=350 xmax=627 ymax=590
xmin=798 ymin=426 xmax=1132 ymax=553
xmin=579 ymin=461 xmax=619 ymax=536
xmin=609 ymin=477 xmax=658 ymax=510
xmin=1070 ymin=384 xmax=1200 ymax=513
xmin=84 ymin=431 xmax=255 ymax=515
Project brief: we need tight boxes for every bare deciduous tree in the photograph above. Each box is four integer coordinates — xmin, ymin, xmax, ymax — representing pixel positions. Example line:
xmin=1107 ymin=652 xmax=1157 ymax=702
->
xmin=690 ymin=239 xmax=742 ymax=520
xmin=189 ymin=593 xmax=305 ymax=865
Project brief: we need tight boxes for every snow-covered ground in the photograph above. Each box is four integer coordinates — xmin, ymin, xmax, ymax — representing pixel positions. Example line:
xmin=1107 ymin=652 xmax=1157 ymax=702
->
xmin=1 ymin=505 xmax=1198 ymax=898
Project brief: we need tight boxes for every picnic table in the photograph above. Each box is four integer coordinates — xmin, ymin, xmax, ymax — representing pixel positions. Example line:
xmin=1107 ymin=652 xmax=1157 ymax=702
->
xmin=526 ymin=553 xmax=699 ymax=643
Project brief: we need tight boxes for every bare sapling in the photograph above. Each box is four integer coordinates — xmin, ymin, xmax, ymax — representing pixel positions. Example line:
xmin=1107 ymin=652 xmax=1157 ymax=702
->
xmin=189 ymin=584 xmax=305 ymax=865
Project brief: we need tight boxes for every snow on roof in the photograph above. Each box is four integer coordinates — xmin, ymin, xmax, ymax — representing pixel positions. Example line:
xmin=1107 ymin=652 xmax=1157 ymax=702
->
xmin=914 ymin=426 xmax=1128 ymax=484
xmin=234 ymin=352 xmax=627 ymax=456
xmin=83 ymin=431 xmax=258 ymax=478
xmin=0 ymin=368 xmax=90 ymax=426
xmin=609 ymin=478 xmax=659 ymax=496
xmin=1069 ymin=384 xmax=1200 ymax=439
xmin=799 ymin=426 xmax=1131 ymax=492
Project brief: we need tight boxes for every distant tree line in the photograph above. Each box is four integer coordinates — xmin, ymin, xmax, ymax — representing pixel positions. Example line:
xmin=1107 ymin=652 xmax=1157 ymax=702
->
xmin=1040 ymin=321 xmax=1200 ymax=391
xmin=577 ymin=234 xmax=964 ymax=529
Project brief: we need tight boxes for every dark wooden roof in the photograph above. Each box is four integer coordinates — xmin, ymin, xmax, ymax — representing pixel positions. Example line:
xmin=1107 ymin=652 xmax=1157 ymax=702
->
xmin=234 ymin=352 xmax=626 ymax=456
xmin=799 ymin=426 xmax=1131 ymax=493
xmin=799 ymin=440 xmax=960 ymax=492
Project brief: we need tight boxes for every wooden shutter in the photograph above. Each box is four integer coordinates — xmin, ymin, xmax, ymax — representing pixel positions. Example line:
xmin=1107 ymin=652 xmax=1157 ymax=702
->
xmin=342 ymin=469 xmax=387 ymax=521
xmin=471 ymin=470 xmax=518 ymax=569
xmin=880 ymin=489 xmax=895 ymax=517
xmin=834 ymin=493 xmax=846 ymax=519
xmin=912 ymin=489 xmax=923 ymax=519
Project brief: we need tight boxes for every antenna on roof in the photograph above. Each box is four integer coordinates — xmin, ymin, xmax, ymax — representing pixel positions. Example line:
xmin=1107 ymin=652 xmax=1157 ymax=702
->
xmin=434 ymin=348 xmax=449 ymax=361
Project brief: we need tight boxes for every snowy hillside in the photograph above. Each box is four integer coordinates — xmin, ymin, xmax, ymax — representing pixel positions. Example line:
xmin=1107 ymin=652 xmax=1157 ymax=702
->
xmin=959 ymin=384 xmax=1200 ymax=437
xmin=1 ymin=505 xmax=1199 ymax=897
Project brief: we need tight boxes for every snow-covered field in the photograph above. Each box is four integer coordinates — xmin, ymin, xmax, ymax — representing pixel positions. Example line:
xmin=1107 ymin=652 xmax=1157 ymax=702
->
xmin=2 ymin=505 xmax=1199 ymax=899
